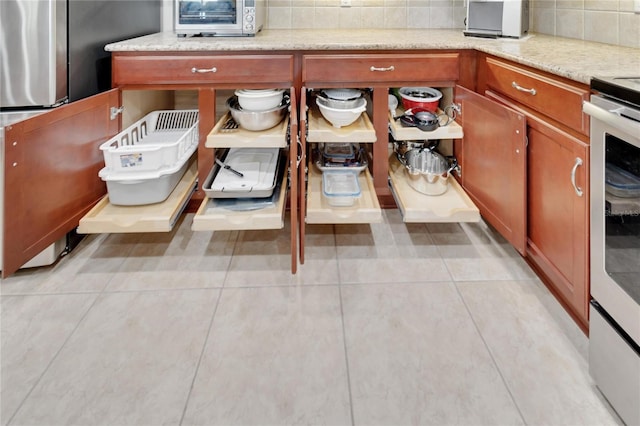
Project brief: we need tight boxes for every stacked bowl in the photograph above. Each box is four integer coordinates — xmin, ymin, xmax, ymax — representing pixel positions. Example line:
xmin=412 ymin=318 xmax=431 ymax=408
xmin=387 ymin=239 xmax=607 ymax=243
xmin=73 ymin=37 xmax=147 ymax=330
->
xmin=227 ymin=89 xmax=289 ymax=131
xmin=316 ymin=89 xmax=366 ymax=128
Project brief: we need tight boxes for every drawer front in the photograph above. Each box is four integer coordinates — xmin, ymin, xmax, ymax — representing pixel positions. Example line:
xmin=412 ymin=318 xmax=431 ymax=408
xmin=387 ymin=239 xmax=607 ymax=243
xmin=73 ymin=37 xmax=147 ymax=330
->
xmin=302 ymin=53 xmax=459 ymax=84
xmin=484 ymin=57 xmax=590 ymax=135
xmin=113 ymin=54 xmax=294 ymax=85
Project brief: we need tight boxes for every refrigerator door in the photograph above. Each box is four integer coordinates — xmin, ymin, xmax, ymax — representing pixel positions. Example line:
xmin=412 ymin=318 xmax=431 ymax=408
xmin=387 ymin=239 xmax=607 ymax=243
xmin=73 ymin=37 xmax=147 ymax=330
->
xmin=0 ymin=0 xmax=68 ymax=108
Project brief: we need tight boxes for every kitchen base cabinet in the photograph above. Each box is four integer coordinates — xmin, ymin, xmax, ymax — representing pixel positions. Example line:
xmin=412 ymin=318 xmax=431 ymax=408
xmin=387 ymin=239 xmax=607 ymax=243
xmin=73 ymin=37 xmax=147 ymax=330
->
xmin=477 ymin=53 xmax=591 ymax=331
xmin=526 ymin=114 xmax=590 ymax=329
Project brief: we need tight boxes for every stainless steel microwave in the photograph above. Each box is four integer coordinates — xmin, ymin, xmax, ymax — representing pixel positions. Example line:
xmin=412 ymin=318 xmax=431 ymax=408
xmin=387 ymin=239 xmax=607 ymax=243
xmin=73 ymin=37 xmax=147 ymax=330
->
xmin=175 ymin=0 xmax=265 ymax=37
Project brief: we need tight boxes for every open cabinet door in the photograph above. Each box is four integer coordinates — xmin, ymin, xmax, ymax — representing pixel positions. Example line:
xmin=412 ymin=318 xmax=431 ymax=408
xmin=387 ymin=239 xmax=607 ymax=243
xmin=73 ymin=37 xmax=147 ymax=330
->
xmin=2 ymin=89 xmax=120 ymax=277
xmin=454 ymin=85 xmax=527 ymax=254
xmin=298 ymin=87 xmax=307 ymax=265
xmin=288 ymin=87 xmax=298 ymax=274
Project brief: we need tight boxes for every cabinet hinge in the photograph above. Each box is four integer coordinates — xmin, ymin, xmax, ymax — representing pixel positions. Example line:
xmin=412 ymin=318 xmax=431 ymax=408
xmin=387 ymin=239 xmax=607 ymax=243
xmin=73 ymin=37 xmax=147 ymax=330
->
xmin=110 ymin=106 xmax=124 ymax=120
xmin=448 ymin=103 xmax=462 ymax=116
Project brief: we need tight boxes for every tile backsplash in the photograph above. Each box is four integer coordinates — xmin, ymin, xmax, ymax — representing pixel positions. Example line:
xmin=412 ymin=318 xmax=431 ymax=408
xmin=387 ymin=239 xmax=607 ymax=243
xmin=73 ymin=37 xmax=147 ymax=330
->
xmin=161 ymin=1 xmax=639 ymax=48
xmin=530 ymin=0 xmax=639 ymax=48
xmin=267 ymin=0 xmax=639 ymax=48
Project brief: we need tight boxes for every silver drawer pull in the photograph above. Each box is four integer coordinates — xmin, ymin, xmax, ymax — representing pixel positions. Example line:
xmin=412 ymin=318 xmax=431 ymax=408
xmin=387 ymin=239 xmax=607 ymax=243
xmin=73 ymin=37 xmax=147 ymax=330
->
xmin=571 ymin=157 xmax=583 ymax=197
xmin=370 ymin=65 xmax=395 ymax=72
xmin=511 ymin=81 xmax=537 ymax=95
xmin=191 ymin=67 xmax=217 ymax=74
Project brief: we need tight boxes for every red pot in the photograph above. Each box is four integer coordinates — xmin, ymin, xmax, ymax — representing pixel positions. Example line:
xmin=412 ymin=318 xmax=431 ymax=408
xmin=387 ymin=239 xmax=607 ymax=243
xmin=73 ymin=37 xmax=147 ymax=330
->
xmin=399 ymin=87 xmax=442 ymax=112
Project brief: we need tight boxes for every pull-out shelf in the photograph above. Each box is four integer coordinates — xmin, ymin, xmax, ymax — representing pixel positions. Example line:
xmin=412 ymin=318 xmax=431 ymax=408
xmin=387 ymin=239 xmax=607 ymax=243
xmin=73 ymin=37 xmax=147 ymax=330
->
xmin=192 ymin=165 xmax=288 ymax=231
xmin=388 ymin=108 xmax=464 ymax=141
xmin=306 ymin=104 xmax=376 ymax=143
xmin=206 ymin=112 xmax=290 ymax=149
xmin=388 ymin=154 xmax=479 ymax=223
xmin=77 ymin=158 xmax=197 ymax=233
xmin=305 ymin=160 xmax=382 ymax=224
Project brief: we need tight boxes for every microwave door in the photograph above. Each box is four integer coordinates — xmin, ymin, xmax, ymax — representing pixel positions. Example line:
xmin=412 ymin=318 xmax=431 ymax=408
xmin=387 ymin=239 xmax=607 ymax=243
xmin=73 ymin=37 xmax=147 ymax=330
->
xmin=0 ymin=0 xmax=68 ymax=108
xmin=177 ymin=0 xmax=242 ymax=31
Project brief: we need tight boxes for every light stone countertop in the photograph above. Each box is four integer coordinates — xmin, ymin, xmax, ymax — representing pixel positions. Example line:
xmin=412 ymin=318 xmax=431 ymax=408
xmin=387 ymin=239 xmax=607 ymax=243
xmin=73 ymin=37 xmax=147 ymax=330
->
xmin=105 ymin=29 xmax=640 ymax=85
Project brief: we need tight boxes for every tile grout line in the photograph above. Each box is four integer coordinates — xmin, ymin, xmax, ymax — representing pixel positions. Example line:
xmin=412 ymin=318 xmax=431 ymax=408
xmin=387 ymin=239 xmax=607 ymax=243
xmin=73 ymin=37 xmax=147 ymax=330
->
xmin=4 ymin=252 xmax=121 ymax=425
xmin=4 ymin=292 xmax=103 ymax=426
xmin=332 ymin=224 xmax=356 ymax=425
xmin=178 ymin=286 xmax=224 ymax=426
xmin=451 ymin=280 xmax=529 ymax=426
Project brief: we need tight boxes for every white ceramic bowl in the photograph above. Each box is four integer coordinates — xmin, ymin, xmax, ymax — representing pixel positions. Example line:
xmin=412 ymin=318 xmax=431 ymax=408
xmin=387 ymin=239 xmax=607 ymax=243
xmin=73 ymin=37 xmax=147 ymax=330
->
xmin=235 ymin=89 xmax=285 ymax=111
xmin=316 ymin=96 xmax=366 ymax=128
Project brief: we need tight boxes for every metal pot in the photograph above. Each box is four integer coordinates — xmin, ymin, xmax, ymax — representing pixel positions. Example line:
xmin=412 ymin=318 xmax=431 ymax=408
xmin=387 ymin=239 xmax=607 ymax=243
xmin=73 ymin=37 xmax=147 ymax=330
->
xmin=398 ymin=146 xmax=458 ymax=196
xmin=227 ymin=95 xmax=289 ymax=131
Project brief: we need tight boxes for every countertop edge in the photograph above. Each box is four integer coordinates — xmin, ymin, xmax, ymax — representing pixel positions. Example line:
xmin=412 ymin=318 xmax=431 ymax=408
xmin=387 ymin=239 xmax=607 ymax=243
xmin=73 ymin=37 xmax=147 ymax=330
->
xmin=105 ymin=29 xmax=640 ymax=85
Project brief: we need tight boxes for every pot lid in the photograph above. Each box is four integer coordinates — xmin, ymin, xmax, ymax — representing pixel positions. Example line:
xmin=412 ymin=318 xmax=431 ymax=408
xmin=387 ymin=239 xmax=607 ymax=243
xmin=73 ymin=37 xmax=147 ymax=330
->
xmin=322 ymin=88 xmax=362 ymax=100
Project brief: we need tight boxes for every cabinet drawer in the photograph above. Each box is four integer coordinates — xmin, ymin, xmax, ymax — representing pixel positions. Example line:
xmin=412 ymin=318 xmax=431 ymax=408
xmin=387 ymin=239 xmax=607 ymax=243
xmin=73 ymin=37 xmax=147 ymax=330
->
xmin=484 ymin=57 xmax=590 ymax=135
xmin=113 ymin=54 xmax=294 ymax=86
xmin=302 ymin=53 xmax=459 ymax=84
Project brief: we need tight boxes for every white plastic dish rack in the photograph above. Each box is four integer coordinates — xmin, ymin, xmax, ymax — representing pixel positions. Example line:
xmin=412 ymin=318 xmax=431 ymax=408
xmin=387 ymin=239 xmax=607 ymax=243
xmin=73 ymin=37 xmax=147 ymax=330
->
xmin=99 ymin=110 xmax=199 ymax=173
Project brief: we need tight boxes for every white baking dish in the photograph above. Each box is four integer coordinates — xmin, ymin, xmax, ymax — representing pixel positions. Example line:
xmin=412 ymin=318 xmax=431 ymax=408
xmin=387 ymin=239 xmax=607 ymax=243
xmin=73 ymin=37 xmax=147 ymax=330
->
xmin=204 ymin=148 xmax=281 ymax=198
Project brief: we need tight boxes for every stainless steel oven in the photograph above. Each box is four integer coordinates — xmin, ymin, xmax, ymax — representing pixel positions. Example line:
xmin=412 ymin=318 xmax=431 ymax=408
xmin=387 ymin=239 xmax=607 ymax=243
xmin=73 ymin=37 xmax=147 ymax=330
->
xmin=583 ymin=77 xmax=640 ymax=426
xmin=175 ymin=0 xmax=265 ymax=37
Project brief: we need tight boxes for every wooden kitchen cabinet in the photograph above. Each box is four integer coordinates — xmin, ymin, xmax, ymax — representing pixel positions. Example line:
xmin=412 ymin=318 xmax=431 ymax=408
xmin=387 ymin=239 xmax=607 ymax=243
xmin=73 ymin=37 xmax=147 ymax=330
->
xmin=477 ymin=53 xmax=591 ymax=330
xmin=527 ymin=114 xmax=590 ymax=326
xmin=2 ymin=52 xmax=301 ymax=277
xmin=109 ymin=52 xmax=300 ymax=274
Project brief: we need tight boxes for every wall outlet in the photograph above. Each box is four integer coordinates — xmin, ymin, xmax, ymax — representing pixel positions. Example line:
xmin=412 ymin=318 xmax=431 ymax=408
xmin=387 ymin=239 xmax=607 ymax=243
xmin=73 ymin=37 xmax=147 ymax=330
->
xmin=340 ymin=0 xmax=351 ymax=7
xmin=634 ymin=0 xmax=640 ymax=13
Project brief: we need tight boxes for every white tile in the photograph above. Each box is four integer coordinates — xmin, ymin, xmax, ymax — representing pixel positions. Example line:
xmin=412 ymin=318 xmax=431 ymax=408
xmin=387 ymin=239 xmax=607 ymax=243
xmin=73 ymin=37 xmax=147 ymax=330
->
xmin=182 ymin=286 xmax=351 ymax=425
xmin=457 ymin=279 xmax=621 ymax=425
xmin=10 ymin=289 xmax=220 ymax=426
xmin=445 ymin=256 xmax=538 ymax=281
xmin=0 ymin=294 xmax=97 ymax=424
xmin=341 ymin=282 xmax=525 ymax=425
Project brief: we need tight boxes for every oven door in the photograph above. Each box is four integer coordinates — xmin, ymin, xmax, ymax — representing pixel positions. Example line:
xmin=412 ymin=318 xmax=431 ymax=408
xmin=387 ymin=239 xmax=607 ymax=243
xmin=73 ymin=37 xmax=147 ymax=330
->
xmin=175 ymin=0 xmax=243 ymax=34
xmin=584 ymin=95 xmax=640 ymax=345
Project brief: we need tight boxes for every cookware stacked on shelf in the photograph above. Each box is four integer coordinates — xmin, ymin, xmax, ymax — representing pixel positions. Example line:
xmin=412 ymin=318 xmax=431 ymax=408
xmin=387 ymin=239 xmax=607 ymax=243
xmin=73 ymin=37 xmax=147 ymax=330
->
xmin=314 ymin=142 xmax=367 ymax=207
xmin=203 ymin=89 xmax=291 ymax=211
xmin=203 ymin=147 xmax=286 ymax=211
xmin=315 ymin=89 xmax=367 ymax=128
xmin=227 ymin=89 xmax=290 ymax=131
xmin=395 ymin=140 xmax=458 ymax=196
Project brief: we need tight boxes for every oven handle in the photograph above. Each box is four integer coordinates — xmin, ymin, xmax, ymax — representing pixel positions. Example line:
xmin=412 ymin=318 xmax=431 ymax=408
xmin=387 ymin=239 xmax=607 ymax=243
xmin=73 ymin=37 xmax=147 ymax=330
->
xmin=583 ymin=100 xmax=640 ymax=136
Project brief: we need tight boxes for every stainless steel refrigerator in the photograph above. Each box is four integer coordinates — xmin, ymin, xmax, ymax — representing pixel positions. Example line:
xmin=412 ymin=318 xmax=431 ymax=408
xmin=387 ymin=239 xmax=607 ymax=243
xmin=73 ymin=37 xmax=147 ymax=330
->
xmin=1 ymin=0 xmax=161 ymax=109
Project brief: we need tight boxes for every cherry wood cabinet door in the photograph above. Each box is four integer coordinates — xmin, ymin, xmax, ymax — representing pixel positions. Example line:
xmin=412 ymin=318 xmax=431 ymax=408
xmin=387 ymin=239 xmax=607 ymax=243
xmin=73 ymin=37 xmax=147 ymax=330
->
xmin=526 ymin=114 xmax=590 ymax=327
xmin=454 ymin=86 xmax=527 ymax=254
xmin=298 ymin=88 xmax=308 ymax=265
xmin=2 ymin=90 xmax=119 ymax=277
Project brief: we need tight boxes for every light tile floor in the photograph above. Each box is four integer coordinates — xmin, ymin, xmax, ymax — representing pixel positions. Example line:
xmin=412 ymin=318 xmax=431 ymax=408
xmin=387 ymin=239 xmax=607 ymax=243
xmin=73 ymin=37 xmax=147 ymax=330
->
xmin=0 ymin=210 xmax=623 ymax=425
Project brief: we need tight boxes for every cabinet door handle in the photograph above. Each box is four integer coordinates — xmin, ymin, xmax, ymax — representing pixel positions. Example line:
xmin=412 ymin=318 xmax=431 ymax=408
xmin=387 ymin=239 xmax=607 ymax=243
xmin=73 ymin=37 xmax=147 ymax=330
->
xmin=191 ymin=67 xmax=217 ymax=73
xmin=511 ymin=81 xmax=537 ymax=96
xmin=370 ymin=65 xmax=395 ymax=72
xmin=571 ymin=157 xmax=584 ymax=197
